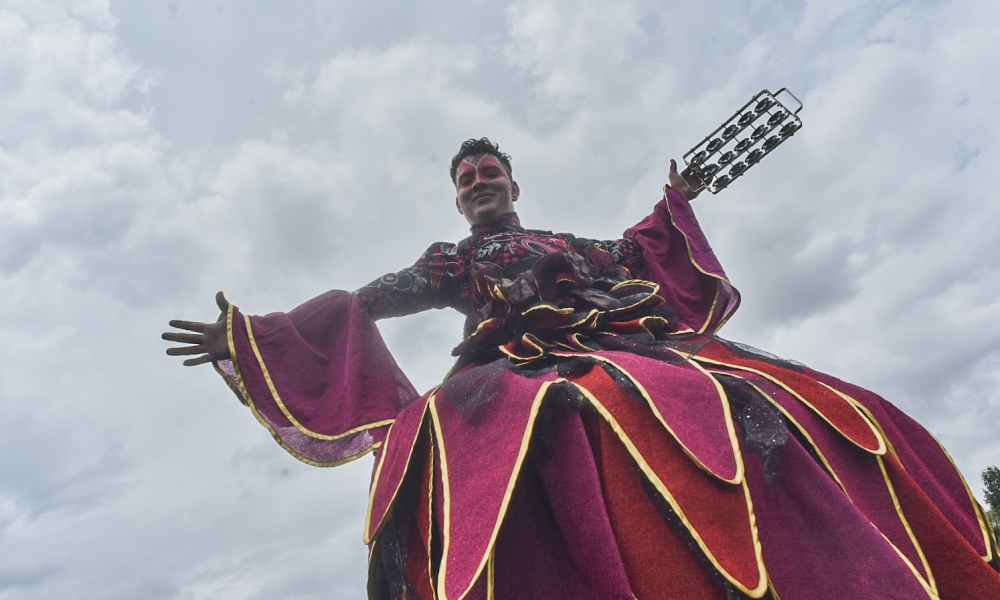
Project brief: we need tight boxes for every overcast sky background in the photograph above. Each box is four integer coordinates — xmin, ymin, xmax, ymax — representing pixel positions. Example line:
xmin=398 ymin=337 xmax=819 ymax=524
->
xmin=1 ymin=0 xmax=999 ymax=598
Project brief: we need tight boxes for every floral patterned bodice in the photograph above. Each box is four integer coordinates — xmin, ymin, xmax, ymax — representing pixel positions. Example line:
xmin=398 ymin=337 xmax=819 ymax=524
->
xmin=353 ymin=213 xmax=644 ymax=332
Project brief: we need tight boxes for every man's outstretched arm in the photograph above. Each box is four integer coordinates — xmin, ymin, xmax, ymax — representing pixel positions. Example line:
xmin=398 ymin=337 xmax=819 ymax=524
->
xmin=163 ymin=289 xmax=416 ymax=465
xmin=162 ymin=291 xmax=232 ymax=366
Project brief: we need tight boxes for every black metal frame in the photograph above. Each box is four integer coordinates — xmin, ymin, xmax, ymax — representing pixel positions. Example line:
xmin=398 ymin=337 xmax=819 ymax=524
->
xmin=681 ymin=88 xmax=803 ymax=194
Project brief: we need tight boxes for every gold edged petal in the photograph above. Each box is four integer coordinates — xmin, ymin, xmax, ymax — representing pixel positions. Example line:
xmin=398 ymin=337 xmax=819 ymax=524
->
xmin=573 ymin=381 xmax=768 ymax=598
xmin=363 ymin=398 xmax=432 ymax=545
xmin=433 ymin=380 xmax=557 ymax=600
xmin=553 ymin=351 xmax=744 ymax=485
xmin=692 ymin=354 xmax=887 ymax=456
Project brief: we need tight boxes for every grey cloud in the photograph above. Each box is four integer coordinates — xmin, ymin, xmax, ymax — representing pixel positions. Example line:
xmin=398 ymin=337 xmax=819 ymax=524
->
xmin=0 ymin=564 xmax=59 ymax=592
xmin=0 ymin=438 xmax=131 ymax=521
xmin=3 ymin=0 xmax=1000 ymax=597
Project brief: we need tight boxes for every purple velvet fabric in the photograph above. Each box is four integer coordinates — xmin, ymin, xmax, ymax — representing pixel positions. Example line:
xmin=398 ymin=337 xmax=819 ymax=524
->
xmin=810 ymin=370 xmax=989 ymax=556
xmin=441 ymin=405 xmax=639 ymax=600
xmin=223 ymin=290 xmax=417 ymax=465
xmin=742 ymin=424 xmax=931 ymax=599
xmin=595 ymin=350 xmax=741 ymax=482
xmin=493 ymin=463 xmax=608 ymax=600
xmin=626 ymin=187 xmax=740 ymax=334
xmin=536 ymin=408 xmax=634 ymax=599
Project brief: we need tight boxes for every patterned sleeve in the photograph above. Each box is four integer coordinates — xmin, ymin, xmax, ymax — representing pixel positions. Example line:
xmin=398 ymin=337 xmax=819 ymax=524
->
xmin=567 ymin=234 xmax=646 ymax=278
xmin=592 ymin=236 xmax=645 ymax=276
xmin=353 ymin=241 xmax=468 ymax=320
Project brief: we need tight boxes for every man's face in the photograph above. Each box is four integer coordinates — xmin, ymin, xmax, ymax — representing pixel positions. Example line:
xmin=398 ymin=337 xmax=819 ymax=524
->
xmin=454 ymin=153 xmax=519 ymax=226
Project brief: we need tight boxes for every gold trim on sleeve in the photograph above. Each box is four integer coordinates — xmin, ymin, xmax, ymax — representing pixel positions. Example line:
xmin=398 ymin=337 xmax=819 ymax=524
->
xmin=212 ymin=303 xmax=251 ymax=405
xmin=661 ymin=191 xmax=739 ymax=334
xmin=220 ymin=307 xmax=386 ymax=468
xmin=243 ymin=314 xmax=394 ymax=441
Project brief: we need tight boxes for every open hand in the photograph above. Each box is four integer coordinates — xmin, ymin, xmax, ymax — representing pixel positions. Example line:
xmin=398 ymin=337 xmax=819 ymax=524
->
xmin=162 ymin=291 xmax=232 ymax=366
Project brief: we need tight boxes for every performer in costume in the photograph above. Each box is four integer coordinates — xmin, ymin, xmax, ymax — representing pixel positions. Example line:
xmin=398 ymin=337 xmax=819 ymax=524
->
xmin=164 ymin=138 xmax=1000 ymax=599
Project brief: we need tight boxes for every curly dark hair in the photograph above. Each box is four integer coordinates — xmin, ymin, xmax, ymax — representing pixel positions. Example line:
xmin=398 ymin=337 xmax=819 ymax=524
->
xmin=449 ymin=138 xmax=513 ymax=183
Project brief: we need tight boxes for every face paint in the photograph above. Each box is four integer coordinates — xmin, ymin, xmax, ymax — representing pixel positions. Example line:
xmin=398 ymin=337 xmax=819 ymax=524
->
xmin=454 ymin=154 xmax=519 ymax=226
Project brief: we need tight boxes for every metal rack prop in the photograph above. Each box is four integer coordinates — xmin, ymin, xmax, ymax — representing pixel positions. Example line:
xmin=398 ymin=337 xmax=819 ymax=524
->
xmin=681 ymin=88 xmax=803 ymax=194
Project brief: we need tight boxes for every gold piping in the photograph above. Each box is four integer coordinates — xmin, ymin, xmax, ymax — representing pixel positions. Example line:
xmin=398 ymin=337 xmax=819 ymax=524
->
xmin=575 ymin=381 xmax=768 ymax=597
xmin=244 ymin=314 xmax=395 ymax=440
xmin=487 ymin=548 xmax=495 ymax=600
xmin=427 ymin=431 xmax=438 ymax=598
xmin=553 ymin=351 xmax=743 ymax=484
xmin=364 ymin=399 xmax=431 ymax=544
xmin=692 ymin=355 xmax=886 ymax=456
xmin=433 ymin=380 xmax=556 ymax=600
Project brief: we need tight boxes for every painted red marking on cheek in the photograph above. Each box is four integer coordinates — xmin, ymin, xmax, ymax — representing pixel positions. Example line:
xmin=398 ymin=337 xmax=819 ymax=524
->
xmin=456 ymin=155 xmax=511 ymax=198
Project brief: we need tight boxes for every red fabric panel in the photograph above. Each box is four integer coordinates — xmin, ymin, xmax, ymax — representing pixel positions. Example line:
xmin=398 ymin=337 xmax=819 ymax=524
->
xmin=814 ymin=370 xmax=988 ymax=557
xmin=585 ymin=412 xmax=726 ymax=600
xmin=570 ymin=365 xmax=763 ymax=594
xmin=694 ymin=340 xmax=883 ymax=453
xmin=884 ymin=455 xmax=1000 ymax=599
xmin=405 ymin=441 xmax=435 ymax=600
xmin=596 ymin=351 xmax=740 ymax=482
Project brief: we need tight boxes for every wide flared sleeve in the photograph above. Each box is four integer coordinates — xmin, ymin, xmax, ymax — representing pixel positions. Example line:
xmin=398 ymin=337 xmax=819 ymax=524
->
xmin=624 ymin=186 xmax=741 ymax=334
xmin=214 ymin=290 xmax=421 ymax=467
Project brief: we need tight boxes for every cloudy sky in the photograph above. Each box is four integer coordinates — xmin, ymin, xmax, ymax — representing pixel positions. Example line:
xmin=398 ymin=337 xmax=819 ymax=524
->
xmin=2 ymin=0 xmax=999 ymax=597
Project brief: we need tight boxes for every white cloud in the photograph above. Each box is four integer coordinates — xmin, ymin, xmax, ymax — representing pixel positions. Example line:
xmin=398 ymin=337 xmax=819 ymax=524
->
xmin=0 ymin=3 xmax=162 ymax=284
xmin=505 ymin=0 xmax=646 ymax=102
xmin=2 ymin=0 xmax=1000 ymax=597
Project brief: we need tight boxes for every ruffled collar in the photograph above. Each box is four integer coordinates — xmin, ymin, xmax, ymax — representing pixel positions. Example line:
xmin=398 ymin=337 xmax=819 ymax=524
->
xmin=471 ymin=212 xmax=524 ymax=236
